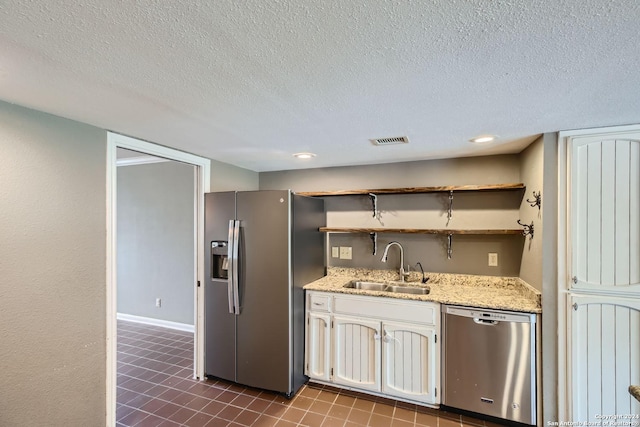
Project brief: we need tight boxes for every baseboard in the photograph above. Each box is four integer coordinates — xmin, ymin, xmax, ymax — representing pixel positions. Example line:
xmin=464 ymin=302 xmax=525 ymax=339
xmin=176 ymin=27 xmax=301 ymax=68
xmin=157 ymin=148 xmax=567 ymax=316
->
xmin=117 ymin=313 xmax=195 ymax=333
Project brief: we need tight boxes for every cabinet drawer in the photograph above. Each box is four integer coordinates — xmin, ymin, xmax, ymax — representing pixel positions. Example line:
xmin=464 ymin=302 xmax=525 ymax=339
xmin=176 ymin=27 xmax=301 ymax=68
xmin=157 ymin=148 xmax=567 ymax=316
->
xmin=333 ymin=294 xmax=437 ymax=325
xmin=308 ymin=293 xmax=331 ymax=312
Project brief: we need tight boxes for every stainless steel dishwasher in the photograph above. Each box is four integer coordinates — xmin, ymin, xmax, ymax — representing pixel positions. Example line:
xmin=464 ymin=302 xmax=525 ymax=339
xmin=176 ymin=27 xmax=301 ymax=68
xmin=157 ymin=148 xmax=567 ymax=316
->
xmin=442 ymin=305 xmax=537 ymax=425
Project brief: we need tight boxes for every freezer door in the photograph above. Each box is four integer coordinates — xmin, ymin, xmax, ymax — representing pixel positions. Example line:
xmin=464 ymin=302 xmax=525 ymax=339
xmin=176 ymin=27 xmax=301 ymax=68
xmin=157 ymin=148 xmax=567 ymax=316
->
xmin=204 ymin=279 xmax=236 ymax=381
xmin=204 ymin=192 xmax=237 ymax=381
xmin=235 ymin=190 xmax=292 ymax=394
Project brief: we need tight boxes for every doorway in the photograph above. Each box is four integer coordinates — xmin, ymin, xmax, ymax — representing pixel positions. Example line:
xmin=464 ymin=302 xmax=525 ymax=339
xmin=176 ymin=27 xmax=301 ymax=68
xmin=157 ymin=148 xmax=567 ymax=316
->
xmin=116 ymin=149 xmax=196 ymax=330
xmin=106 ymin=133 xmax=211 ymax=426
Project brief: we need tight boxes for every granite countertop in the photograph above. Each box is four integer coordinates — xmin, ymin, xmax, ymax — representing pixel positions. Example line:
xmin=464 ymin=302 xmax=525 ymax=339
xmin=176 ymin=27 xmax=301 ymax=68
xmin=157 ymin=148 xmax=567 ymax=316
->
xmin=304 ymin=267 xmax=542 ymax=313
xmin=630 ymin=385 xmax=640 ymax=403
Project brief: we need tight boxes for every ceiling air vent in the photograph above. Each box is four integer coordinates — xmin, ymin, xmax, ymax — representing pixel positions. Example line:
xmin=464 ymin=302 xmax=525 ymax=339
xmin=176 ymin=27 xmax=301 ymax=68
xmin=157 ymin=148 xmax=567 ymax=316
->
xmin=370 ymin=136 xmax=409 ymax=146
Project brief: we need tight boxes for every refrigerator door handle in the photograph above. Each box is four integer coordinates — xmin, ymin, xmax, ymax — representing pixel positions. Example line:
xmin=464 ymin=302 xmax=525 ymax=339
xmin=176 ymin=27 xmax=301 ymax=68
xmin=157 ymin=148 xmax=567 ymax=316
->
xmin=232 ymin=220 xmax=241 ymax=315
xmin=227 ymin=220 xmax=236 ymax=314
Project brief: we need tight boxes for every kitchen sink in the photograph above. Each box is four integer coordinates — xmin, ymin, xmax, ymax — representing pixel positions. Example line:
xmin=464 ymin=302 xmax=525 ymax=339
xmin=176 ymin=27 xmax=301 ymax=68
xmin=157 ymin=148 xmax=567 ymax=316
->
xmin=344 ymin=281 xmax=388 ymax=291
xmin=344 ymin=280 xmax=430 ymax=295
xmin=386 ymin=285 xmax=430 ymax=295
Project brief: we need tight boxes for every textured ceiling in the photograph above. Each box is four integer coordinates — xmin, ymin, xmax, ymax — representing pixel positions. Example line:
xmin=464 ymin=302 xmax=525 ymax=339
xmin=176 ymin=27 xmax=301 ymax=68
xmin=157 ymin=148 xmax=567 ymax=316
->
xmin=1 ymin=1 xmax=639 ymax=171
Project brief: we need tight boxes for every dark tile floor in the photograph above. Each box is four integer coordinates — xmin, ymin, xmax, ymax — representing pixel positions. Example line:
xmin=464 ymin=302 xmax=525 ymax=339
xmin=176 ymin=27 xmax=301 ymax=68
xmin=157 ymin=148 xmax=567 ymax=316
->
xmin=117 ymin=320 xmax=500 ymax=427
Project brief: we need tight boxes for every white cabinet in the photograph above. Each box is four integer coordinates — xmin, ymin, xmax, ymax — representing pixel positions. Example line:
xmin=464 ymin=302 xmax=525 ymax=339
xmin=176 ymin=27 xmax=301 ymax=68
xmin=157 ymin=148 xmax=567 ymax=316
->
xmin=570 ymin=294 xmax=640 ymax=420
xmin=305 ymin=311 xmax=331 ymax=382
xmin=560 ymin=126 xmax=640 ymax=422
xmin=333 ymin=315 xmax=382 ymax=392
xmin=305 ymin=291 xmax=440 ymax=406
xmin=382 ymin=321 xmax=437 ymax=404
xmin=569 ymin=133 xmax=640 ymax=292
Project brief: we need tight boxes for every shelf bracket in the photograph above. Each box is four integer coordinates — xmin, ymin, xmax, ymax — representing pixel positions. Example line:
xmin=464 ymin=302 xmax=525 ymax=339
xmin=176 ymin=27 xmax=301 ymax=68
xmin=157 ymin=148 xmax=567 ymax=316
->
xmin=517 ymin=219 xmax=534 ymax=239
xmin=447 ymin=190 xmax=454 ymax=225
xmin=368 ymin=193 xmax=378 ymax=218
xmin=369 ymin=232 xmax=378 ymax=255
xmin=447 ymin=233 xmax=453 ymax=260
xmin=526 ymin=191 xmax=542 ymax=210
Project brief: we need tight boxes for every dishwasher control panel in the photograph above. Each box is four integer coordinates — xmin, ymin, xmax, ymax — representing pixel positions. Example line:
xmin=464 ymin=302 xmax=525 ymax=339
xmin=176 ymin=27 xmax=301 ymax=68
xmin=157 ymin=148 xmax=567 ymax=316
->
xmin=444 ymin=306 xmax=535 ymax=323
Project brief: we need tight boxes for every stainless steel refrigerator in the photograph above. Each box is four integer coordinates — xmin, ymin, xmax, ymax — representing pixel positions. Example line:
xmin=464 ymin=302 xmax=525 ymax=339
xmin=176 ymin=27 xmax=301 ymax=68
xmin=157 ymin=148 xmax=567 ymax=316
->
xmin=204 ymin=190 xmax=324 ymax=397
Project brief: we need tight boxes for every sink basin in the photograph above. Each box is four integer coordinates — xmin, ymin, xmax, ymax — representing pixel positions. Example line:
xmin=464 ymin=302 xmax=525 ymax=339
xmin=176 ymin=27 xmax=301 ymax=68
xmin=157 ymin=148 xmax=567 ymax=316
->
xmin=344 ymin=281 xmax=388 ymax=291
xmin=386 ymin=285 xmax=430 ymax=295
xmin=343 ymin=280 xmax=430 ymax=295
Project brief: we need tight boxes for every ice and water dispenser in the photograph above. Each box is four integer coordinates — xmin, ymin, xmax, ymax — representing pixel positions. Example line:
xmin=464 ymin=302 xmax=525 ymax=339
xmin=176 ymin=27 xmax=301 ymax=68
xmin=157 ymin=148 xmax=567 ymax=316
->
xmin=211 ymin=241 xmax=228 ymax=279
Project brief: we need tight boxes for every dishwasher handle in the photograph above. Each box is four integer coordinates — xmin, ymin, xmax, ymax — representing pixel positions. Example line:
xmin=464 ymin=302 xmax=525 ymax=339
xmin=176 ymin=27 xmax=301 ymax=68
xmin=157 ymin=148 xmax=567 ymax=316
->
xmin=473 ymin=318 xmax=499 ymax=325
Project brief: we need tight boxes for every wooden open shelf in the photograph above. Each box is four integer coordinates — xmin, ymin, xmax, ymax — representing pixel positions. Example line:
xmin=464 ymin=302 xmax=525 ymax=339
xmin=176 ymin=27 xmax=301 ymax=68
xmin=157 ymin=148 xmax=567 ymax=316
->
xmin=320 ymin=227 xmax=524 ymax=235
xmin=298 ymin=183 xmax=525 ymax=197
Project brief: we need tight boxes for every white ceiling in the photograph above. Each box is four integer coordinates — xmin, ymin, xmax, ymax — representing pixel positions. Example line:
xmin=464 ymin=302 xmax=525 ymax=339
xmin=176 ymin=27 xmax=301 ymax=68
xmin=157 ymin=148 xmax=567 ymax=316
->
xmin=1 ymin=1 xmax=639 ymax=172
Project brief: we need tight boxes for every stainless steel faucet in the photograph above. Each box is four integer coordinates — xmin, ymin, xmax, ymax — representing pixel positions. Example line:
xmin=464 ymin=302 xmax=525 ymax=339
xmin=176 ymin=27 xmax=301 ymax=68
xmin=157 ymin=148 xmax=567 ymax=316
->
xmin=381 ymin=241 xmax=409 ymax=282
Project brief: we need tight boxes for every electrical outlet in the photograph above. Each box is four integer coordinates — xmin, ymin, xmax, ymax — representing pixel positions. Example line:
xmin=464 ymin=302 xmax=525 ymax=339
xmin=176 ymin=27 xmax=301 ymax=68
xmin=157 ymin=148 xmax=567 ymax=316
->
xmin=339 ymin=246 xmax=352 ymax=260
xmin=488 ymin=253 xmax=498 ymax=267
xmin=331 ymin=247 xmax=339 ymax=258
xmin=155 ymin=298 xmax=162 ymax=308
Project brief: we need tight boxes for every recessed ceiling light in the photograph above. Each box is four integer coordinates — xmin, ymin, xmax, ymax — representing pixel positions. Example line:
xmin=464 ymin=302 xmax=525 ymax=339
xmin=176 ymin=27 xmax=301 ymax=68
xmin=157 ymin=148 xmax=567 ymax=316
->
xmin=469 ymin=135 xmax=497 ymax=143
xmin=293 ymin=152 xmax=316 ymax=159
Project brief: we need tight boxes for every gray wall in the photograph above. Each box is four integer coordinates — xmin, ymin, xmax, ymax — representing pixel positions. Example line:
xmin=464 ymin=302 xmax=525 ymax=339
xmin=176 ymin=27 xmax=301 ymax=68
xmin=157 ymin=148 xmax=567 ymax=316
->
xmin=0 ymin=100 xmax=106 ymax=426
xmin=261 ymin=155 xmax=521 ymax=191
xmin=117 ymin=161 xmax=195 ymax=325
xmin=261 ymin=155 xmax=525 ymax=276
xmin=210 ymin=158 xmax=259 ymax=191
xmin=519 ymin=137 xmax=544 ymax=290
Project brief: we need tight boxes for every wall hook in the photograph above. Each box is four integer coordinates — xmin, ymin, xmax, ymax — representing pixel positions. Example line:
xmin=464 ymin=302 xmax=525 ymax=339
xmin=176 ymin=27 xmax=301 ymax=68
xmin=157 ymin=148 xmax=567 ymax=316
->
xmin=526 ymin=191 xmax=541 ymax=210
xmin=517 ymin=220 xmax=534 ymax=239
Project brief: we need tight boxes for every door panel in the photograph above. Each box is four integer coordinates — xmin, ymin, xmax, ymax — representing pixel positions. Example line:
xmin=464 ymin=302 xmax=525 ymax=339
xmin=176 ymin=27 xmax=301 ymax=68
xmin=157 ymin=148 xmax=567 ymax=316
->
xmin=306 ymin=311 xmax=331 ymax=382
xmin=204 ymin=192 xmax=237 ymax=380
xmin=204 ymin=279 xmax=236 ymax=380
xmin=571 ymin=295 xmax=640 ymax=421
xmin=382 ymin=321 xmax=436 ymax=404
xmin=235 ymin=190 xmax=291 ymax=393
xmin=333 ymin=316 xmax=381 ymax=392
xmin=570 ymin=136 xmax=640 ymax=291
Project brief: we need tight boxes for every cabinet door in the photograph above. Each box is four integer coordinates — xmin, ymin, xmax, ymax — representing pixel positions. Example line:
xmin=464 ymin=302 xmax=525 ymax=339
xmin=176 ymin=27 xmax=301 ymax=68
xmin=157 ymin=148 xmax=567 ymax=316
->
xmin=571 ymin=294 xmax=640 ymax=421
xmin=570 ymin=134 xmax=640 ymax=292
xmin=382 ymin=321 xmax=438 ymax=404
xmin=332 ymin=315 xmax=381 ymax=392
xmin=305 ymin=311 xmax=331 ymax=382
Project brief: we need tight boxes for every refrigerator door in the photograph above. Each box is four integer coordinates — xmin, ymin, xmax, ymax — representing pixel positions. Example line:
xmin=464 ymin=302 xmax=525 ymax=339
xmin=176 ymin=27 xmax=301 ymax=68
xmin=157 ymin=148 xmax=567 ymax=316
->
xmin=204 ymin=192 xmax=237 ymax=381
xmin=235 ymin=190 xmax=292 ymax=393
